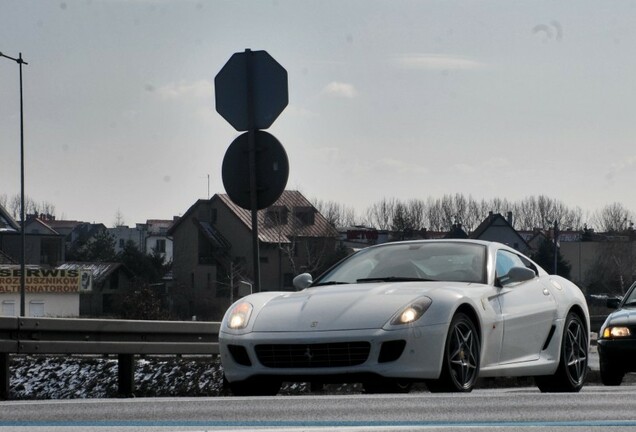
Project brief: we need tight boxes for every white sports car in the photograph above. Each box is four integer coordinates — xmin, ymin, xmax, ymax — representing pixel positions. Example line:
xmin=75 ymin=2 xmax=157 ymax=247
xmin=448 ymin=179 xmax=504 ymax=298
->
xmin=219 ymin=239 xmax=589 ymax=395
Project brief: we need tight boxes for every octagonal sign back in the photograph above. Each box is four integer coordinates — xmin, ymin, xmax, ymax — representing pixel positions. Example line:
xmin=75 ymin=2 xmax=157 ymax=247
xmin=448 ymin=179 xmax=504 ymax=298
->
xmin=215 ymin=50 xmax=288 ymax=131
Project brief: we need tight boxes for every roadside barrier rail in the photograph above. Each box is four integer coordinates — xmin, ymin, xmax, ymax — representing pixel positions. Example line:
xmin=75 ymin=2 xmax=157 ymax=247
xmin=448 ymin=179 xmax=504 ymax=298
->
xmin=0 ymin=316 xmax=220 ymax=400
xmin=0 ymin=314 xmax=611 ymax=400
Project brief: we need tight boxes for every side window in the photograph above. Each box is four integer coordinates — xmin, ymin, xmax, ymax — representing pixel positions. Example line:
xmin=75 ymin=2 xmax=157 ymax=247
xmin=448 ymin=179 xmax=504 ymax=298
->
xmin=495 ymin=250 xmax=529 ymax=280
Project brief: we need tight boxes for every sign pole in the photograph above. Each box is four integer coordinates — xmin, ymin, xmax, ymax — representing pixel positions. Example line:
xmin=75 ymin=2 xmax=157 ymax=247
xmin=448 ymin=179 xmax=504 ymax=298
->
xmin=216 ymin=49 xmax=288 ymax=294
xmin=245 ymin=49 xmax=261 ymax=292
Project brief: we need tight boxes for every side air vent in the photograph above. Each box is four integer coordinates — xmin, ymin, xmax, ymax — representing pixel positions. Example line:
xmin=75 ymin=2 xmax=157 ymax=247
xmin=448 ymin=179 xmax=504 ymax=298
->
xmin=542 ymin=325 xmax=556 ymax=350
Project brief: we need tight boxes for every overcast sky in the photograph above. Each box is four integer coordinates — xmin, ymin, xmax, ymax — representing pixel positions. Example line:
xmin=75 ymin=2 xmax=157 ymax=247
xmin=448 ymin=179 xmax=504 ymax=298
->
xmin=1 ymin=0 xmax=635 ymax=227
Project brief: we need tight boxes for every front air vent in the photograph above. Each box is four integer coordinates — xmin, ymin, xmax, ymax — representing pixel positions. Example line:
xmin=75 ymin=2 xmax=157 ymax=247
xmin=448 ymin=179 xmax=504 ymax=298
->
xmin=378 ymin=340 xmax=406 ymax=363
xmin=255 ymin=342 xmax=371 ymax=368
xmin=228 ymin=345 xmax=252 ymax=366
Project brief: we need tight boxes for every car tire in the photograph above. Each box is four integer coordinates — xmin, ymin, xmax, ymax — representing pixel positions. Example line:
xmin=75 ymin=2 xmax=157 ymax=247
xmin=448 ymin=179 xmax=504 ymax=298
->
xmin=363 ymin=379 xmax=412 ymax=394
xmin=535 ymin=312 xmax=588 ymax=393
xmin=599 ymin=357 xmax=624 ymax=386
xmin=228 ymin=377 xmax=281 ymax=396
xmin=426 ymin=313 xmax=480 ymax=393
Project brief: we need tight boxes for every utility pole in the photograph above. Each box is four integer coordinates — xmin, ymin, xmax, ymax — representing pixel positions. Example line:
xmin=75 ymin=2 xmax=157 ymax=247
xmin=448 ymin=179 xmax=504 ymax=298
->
xmin=0 ymin=51 xmax=28 ymax=316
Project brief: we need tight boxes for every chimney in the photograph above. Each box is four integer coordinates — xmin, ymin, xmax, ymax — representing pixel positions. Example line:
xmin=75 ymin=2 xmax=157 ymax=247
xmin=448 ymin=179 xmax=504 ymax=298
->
xmin=507 ymin=211 xmax=513 ymax=225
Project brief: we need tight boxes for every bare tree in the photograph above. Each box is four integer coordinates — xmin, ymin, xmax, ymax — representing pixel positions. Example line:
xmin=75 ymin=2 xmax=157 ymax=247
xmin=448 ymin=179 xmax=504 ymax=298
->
xmin=312 ymin=199 xmax=357 ymax=228
xmin=584 ymin=241 xmax=636 ymax=295
xmin=113 ymin=209 xmax=126 ymax=227
xmin=592 ymin=203 xmax=633 ymax=233
xmin=426 ymin=197 xmax=446 ymax=231
xmin=6 ymin=194 xmax=56 ymax=219
xmin=405 ymin=199 xmax=426 ymax=230
xmin=364 ymin=197 xmax=397 ymax=230
xmin=0 ymin=194 xmax=7 ymax=209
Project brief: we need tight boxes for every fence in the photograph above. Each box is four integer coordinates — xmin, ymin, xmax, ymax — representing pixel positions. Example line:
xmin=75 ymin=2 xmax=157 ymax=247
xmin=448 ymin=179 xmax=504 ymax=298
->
xmin=0 ymin=316 xmax=220 ymax=400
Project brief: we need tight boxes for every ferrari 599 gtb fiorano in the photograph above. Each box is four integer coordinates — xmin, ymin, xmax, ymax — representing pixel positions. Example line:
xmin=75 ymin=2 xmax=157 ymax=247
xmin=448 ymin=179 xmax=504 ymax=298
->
xmin=219 ymin=240 xmax=589 ymax=395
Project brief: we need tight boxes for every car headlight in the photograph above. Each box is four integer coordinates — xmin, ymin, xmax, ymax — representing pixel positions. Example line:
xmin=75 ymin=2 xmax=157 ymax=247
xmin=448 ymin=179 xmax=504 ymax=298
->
xmin=603 ymin=326 xmax=631 ymax=338
xmin=227 ymin=302 xmax=253 ymax=330
xmin=391 ymin=297 xmax=432 ymax=325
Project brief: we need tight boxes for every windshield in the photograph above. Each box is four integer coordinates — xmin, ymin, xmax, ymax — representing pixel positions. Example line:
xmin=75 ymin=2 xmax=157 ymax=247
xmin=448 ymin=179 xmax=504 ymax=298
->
xmin=315 ymin=242 xmax=487 ymax=285
xmin=621 ymin=282 xmax=636 ymax=307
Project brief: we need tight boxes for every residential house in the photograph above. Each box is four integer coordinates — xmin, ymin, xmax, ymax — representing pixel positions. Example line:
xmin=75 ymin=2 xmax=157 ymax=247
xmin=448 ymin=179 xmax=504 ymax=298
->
xmin=108 ymin=220 xmax=173 ymax=263
xmin=144 ymin=220 xmax=174 ymax=263
xmin=0 ymin=204 xmax=19 ymax=233
xmin=57 ymin=262 xmax=134 ymax=317
xmin=46 ymin=219 xmax=109 ymax=259
xmin=469 ymin=212 xmax=530 ymax=254
xmin=168 ymin=190 xmax=340 ymax=321
xmin=109 ymin=224 xmax=144 ymax=254
xmin=0 ymin=207 xmax=65 ymax=267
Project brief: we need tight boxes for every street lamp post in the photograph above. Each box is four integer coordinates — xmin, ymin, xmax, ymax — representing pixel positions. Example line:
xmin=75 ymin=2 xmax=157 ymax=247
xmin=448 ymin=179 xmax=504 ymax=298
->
xmin=0 ymin=50 xmax=28 ymax=317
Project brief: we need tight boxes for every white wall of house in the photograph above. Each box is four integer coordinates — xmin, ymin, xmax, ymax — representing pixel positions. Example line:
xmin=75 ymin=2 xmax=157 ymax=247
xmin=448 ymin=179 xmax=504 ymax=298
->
xmin=0 ymin=293 xmax=79 ymax=317
xmin=109 ymin=226 xmax=144 ymax=254
xmin=145 ymin=235 xmax=173 ymax=263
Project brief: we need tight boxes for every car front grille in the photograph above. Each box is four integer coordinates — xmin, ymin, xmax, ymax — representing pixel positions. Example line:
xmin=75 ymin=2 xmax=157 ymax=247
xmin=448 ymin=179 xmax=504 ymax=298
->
xmin=254 ymin=342 xmax=371 ymax=368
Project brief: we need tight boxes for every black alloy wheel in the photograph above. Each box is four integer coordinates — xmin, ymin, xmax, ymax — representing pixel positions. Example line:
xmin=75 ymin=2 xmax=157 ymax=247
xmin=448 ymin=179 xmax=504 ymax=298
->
xmin=427 ymin=313 xmax=480 ymax=392
xmin=536 ymin=312 xmax=588 ymax=392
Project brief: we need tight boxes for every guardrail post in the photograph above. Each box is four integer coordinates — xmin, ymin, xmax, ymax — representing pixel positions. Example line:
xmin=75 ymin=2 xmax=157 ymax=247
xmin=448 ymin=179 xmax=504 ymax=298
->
xmin=118 ymin=354 xmax=135 ymax=397
xmin=0 ymin=353 xmax=9 ymax=401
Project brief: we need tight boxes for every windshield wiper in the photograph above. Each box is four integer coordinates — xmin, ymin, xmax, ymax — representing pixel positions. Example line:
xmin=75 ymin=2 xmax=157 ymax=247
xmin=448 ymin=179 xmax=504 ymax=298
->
xmin=313 ymin=281 xmax=350 ymax=286
xmin=356 ymin=276 xmax=435 ymax=283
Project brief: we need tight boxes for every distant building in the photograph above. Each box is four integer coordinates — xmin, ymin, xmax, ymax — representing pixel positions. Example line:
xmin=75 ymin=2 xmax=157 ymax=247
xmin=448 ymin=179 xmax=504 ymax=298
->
xmin=0 ymin=206 xmax=65 ymax=267
xmin=108 ymin=220 xmax=173 ymax=263
xmin=168 ymin=190 xmax=339 ymax=320
xmin=470 ymin=212 xmax=530 ymax=254
xmin=57 ymin=262 xmax=134 ymax=317
xmin=0 ymin=265 xmax=83 ymax=317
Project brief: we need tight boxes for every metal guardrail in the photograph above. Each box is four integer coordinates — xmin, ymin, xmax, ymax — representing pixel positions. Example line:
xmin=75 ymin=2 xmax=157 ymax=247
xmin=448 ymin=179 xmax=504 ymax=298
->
xmin=0 ymin=314 xmax=612 ymax=400
xmin=0 ymin=317 xmax=221 ymax=400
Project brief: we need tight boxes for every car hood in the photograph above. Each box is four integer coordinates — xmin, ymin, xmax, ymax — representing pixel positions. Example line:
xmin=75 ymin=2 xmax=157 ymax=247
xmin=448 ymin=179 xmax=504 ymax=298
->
xmin=251 ymin=281 xmax=457 ymax=332
xmin=606 ymin=308 xmax=636 ymax=325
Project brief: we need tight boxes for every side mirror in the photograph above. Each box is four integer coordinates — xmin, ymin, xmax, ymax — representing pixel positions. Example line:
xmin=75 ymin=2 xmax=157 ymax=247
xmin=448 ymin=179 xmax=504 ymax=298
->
xmin=606 ymin=297 xmax=622 ymax=309
xmin=500 ymin=266 xmax=535 ymax=286
xmin=293 ymin=273 xmax=313 ymax=290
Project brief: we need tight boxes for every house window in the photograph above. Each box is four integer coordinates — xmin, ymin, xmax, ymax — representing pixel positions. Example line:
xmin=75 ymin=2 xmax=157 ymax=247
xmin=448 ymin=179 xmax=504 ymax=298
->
xmin=29 ymin=301 xmax=45 ymax=317
xmin=260 ymin=256 xmax=269 ymax=264
xmin=2 ymin=301 xmax=15 ymax=316
xmin=119 ymin=239 xmax=125 ymax=248
xmin=198 ymin=206 xmax=217 ymax=223
xmin=265 ymin=206 xmax=288 ymax=225
xmin=293 ymin=207 xmax=315 ymax=225
xmin=156 ymin=239 xmax=166 ymax=253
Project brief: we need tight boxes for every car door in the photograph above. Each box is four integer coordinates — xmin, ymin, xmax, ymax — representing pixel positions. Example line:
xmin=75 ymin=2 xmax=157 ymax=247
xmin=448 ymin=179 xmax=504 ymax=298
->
xmin=496 ymin=249 xmax=557 ymax=364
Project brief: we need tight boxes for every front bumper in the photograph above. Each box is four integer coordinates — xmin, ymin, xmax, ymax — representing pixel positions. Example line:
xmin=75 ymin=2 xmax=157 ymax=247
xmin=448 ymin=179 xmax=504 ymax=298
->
xmin=219 ymin=324 xmax=447 ymax=383
xmin=598 ymin=338 xmax=636 ymax=372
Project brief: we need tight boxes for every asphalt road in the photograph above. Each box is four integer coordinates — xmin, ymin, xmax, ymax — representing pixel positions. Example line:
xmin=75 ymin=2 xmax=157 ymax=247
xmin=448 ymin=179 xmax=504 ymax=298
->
xmin=1 ymin=384 xmax=636 ymax=432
